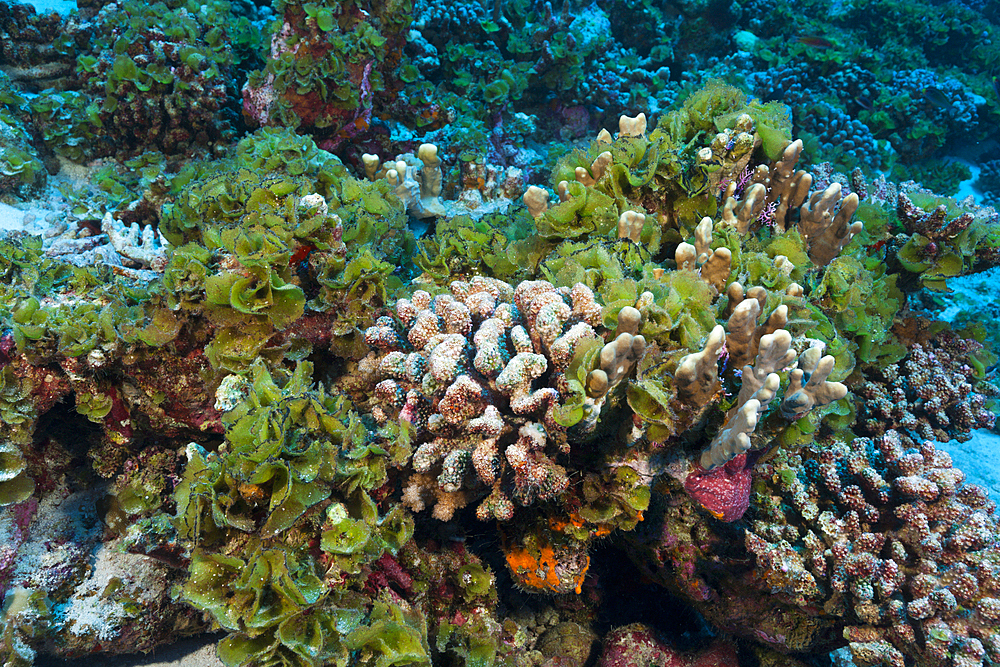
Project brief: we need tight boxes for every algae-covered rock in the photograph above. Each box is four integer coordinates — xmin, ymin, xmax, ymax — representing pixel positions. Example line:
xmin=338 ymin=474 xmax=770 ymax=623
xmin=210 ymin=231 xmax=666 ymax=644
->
xmin=0 ymin=107 xmax=45 ymax=198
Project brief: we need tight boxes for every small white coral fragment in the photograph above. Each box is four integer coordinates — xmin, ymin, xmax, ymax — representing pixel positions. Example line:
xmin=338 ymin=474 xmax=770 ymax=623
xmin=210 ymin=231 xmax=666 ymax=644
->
xmin=575 ymin=151 xmax=613 ymax=187
xmin=617 ymin=211 xmax=645 ymax=243
xmin=619 ymin=112 xmax=647 ymax=138
xmin=416 ymin=143 xmax=446 ymax=218
xmin=101 ymin=212 xmax=169 ymax=271
xmin=781 ymin=348 xmax=848 ymax=420
xmin=702 ymin=398 xmax=760 ymax=469
xmin=524 ymin=185 xmax=550 ymax=218
xmin=675 ymin=325 xmax=726 ymax=406
xmin=361 ymin=153 xmax=380 ymax=180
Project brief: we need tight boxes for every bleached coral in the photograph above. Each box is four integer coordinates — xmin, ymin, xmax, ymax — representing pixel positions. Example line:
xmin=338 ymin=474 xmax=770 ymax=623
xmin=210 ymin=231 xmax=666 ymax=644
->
xmin=101 ymin=212 xmax=169 ymax=271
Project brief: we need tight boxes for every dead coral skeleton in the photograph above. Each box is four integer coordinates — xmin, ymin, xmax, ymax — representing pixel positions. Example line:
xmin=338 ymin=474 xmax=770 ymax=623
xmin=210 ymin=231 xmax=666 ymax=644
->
xmin=101 ymin=212 xmax=170 ymax=271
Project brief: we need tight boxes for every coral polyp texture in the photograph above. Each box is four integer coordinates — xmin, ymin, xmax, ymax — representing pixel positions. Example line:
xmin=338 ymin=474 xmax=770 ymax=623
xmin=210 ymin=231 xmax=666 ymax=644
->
xmin=858 ymin=332 xmax=996 ymax=442
xmin=750 ymin=432 xmax=1000 ymax=667
xmin=1 ymin=0 xmax=1000 ymax=663
xmin=362 ymin=277 xmax=628 ymax=525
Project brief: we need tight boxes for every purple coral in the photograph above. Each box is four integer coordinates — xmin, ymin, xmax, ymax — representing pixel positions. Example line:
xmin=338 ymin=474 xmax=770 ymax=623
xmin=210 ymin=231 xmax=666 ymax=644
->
xmin=857 ymin=332 xmax=995 ymax=442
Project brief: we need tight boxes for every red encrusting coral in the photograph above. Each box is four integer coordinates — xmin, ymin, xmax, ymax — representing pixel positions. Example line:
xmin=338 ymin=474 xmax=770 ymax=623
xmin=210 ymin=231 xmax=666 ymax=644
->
xmin=682 ymin=452 xmax=757 ymax=522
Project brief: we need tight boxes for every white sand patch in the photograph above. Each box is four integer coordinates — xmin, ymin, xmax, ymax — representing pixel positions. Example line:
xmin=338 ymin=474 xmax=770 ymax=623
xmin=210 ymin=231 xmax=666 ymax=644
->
xmin=937 ymin=429 xmax=1000 ymax=501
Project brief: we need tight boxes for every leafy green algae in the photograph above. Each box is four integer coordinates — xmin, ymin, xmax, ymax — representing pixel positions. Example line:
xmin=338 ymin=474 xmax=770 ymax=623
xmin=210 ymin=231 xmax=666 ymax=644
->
xmin=811 ymin=255 xmax=906 ymax=366
xmin=174 ymin=360 xmax=423 ymax=666
xmin=415 ymin=211 xmax=534 ymax=283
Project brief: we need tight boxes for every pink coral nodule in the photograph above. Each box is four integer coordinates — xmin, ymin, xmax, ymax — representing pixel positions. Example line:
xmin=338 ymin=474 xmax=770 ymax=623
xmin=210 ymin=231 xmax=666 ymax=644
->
xmin=683 ymin=452 xmax=756 ymax=522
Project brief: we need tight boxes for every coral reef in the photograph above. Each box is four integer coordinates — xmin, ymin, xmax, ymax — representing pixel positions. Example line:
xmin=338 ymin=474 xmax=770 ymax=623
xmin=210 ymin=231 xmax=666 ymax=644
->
xmin=624 ymin=429 xmax=1000 ymax=667
xmin=0 ymin=0 xmax=999 ymax=663
xmin=749 ymin=432 xmax=1000 ymax=667
xmin=242 ymin=0 xmax=412 ymax=142
xmin=857 ymin=331 xmax=996 ymax=442
xmin=362 ymin=277 xmax=629 ymax=524
xmin=599 ymin=624 xmax=738 ymax=667
xmin=977 ymin=160 xmax=1000 ymax=208
xmin=76 ymin=0 xmax=239 ymax=155
xmin=0 ymin=74 xmax=45 ymax=196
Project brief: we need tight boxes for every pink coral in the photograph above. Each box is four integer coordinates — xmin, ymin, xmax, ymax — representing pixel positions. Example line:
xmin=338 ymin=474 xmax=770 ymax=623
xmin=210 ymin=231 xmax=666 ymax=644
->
xmin=858 ymin=332 xmax=995 ymax=442
xmin=746 ymin=430 xmax=1000 ymax=667
xmin=364 ymin=277 xmax=610 ymax=521
xmin=599 ymin=624 xmax=739 ymax=667
xmin=682 ymin=452 xmax=755 ymax=522
xmin=624 ymin=426 xmax=1000 ymax=667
